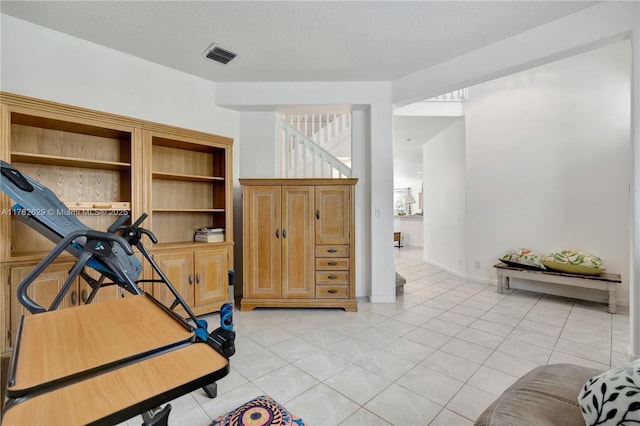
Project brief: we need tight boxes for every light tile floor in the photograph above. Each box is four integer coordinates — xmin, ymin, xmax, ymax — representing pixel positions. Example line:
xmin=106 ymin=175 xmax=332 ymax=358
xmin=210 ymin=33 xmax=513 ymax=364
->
xmin=130 ymin=246 xmax=631 ymax=426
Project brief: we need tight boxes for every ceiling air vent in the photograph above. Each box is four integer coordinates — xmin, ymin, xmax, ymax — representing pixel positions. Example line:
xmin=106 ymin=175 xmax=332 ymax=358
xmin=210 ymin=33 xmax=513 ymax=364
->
xmin=203 ymin=44 xmax=237 ymax=65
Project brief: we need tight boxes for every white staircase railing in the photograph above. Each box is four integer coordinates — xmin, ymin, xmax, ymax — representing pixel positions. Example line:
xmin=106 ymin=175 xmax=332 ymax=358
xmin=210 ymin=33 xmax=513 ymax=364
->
xmin=425 ymin=88 xmax=468 ymax=102
xmin=279 ymin=119 xmax=351 ymax=178
xmin=283 ymin=113 xmax=351 ymax=150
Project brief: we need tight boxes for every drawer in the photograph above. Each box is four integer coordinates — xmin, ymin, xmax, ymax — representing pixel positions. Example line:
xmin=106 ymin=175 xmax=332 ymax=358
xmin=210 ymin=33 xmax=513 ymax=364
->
xmin=316 ymin=271 xmax=349 ymax=285
xmin=315 ymin=258 xmax=350 ymax=270
xmin=316 ymin=285 xmax=349 ymax=298
xmin=316 ymin=245 xmax=349 ymax=257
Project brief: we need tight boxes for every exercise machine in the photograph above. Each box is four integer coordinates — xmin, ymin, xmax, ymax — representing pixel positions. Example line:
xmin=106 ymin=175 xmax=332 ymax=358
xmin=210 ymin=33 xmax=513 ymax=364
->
xmin=1 ymin=160 xmax=235 ymax=425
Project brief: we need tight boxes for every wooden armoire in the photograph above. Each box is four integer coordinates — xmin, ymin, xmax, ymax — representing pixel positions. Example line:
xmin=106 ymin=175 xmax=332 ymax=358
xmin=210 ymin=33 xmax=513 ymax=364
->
xmin=240 ymin=178 xmax=357 ymax=311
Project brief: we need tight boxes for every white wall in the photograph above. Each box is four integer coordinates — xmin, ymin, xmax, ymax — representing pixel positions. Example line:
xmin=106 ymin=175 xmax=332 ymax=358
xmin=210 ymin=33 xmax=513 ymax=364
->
xmin=238 ymin=112 xmax=279 ymax=178
xmin=424 ymin=40 xmax=631 ymax=303
xmin=468 ymin=39 xmax=631 ymax=301
xmin=422 ymin=118 xmax=466 ymax=275
xmin=0 ymin=15 xmax=238 ymax=139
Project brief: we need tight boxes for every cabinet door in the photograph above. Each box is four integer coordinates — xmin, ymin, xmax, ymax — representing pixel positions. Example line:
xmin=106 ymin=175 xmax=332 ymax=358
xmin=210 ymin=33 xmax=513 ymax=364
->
xmin=244 ymin=186 xmax=282 ymax=298
xmin=152 ymin=251 xmax=194 ymax=308
xmin=9 ymin=263 xmax=77 ymax=346
xmin=194 ymin=248 xmax=229 ymax=307
xmin=315 ymin=185 xmax=351 ymax=244
xmin=281 ymin=186 xmax=315 ymax=298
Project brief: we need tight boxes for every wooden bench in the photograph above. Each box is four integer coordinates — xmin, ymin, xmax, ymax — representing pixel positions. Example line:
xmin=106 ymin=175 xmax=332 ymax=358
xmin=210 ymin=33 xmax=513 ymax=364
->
xmin=493 ymin=262 xmax=621 ymax=313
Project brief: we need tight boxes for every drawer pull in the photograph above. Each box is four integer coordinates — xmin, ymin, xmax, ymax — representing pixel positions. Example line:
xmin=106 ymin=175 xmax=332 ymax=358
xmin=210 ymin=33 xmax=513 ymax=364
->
xmin=328 ymin=262 xmax=338 ymax=266
xmin=81 ymin=289 xmax=88 ymax=304
xmin=328 ymin=249 xmax=338 ymax=253
xmin=328 ymin=289 xmax=338 ymax=294
xmin=328 ymin=275 xmax=337 ymax=279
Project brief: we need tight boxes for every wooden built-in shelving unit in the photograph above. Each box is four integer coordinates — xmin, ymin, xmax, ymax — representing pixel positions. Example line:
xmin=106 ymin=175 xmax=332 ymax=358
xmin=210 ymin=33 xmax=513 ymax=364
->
xmin=0 ymin=93 xmax=234 ymax=355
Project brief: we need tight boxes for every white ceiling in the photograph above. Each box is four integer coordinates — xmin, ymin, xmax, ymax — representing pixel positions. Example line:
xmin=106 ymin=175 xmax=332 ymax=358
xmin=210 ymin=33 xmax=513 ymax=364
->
xmin=0 ymin=1 xmax=597 ymax=83
xmin=1 ymin=1 xmax=598 ymax=184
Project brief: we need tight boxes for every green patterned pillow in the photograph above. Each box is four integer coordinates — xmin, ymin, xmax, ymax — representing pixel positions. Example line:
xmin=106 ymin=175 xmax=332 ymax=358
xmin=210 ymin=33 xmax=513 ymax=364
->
xmin=499 ymin=248 xmax=546 ymax=270
xmin=542 ymin=250 xmax=605 ymax=275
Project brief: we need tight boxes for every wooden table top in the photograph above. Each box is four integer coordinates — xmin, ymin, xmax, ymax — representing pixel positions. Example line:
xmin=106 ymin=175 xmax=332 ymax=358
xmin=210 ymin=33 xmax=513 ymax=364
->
xmin=2 ymin=343 xmax=229 ymax=425
xmin=8 ymin=294 xmax=194 ymax=396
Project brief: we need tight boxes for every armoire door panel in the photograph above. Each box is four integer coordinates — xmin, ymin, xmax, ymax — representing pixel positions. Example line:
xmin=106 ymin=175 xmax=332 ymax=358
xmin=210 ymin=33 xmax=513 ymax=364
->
xmin=246 ymin=186 xmax=281 ymax=298
xmin=282 ymin=186 xmax=315 ymax=298
xmin=316 ymin=185 xmax=350 ymax=245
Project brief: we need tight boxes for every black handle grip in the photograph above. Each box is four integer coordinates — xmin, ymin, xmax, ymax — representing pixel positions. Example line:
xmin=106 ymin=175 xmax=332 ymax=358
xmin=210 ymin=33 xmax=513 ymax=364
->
xmin=328 ymin=289 xmax=338 ymax=294
xmin=140 ymin=228 xmax=158 ymax=244
xmin=283 ymin=228 xmax=287 ymax=238
xmin=132 ymin=213 xmax=148 ymax=228
xmin=328 ymin=249 xmax=338 ymax=253
xmin=276 ymin=229 xmax=280 ymax=239
xmin=107 ymin=214 xmax=130 ymax=234
xmin=328 ymin=262 xmax=338 ymax=266
xmin=328 ymin=275 xmax=337 ymax=279
xmin=316 ymin=210 xmax=320 ymax=220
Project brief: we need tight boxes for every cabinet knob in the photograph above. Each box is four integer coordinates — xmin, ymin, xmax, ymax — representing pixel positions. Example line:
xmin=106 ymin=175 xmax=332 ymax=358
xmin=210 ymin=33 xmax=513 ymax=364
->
xmin=328 ymin=249 xmax=338 ymax=253
xmin=81 ymin=289 xmax=88 ymax=304
xmin=328 ymin=275 xmax=337 ymax=280
xmin=282 ymin=228 xmax=287 ymax=238
xmin=316 ymin=210 xmax=320 ymax=220
xmin=71 ymin=290 xmax=78 ymax=305
xmin=189 ymin=274 xmax=194 ymax=285
xmin=328 ymin=262 xmax=338 ymax=266
xmin=196 ymin=273 xmax=201 ymax=284
xmin=275 ymin=229 xmax=280 ymax=239
xmin=328 ymin=289 xmax=338 ymax=294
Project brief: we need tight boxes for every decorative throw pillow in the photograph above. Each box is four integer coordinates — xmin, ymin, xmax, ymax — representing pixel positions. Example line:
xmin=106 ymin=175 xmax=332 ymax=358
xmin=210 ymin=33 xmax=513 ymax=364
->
xmin=579 ymin=359 xmax=640 ymax=426
xmin=542 ymin=249 xmax=605 ymax=275
xmin=499 ymin=248 xmax=546 ymax=270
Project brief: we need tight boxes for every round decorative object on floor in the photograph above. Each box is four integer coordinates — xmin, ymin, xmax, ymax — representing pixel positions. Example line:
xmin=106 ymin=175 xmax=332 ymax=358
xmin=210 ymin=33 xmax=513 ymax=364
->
xmin=211 ymin=395 xmax=307 ymax=426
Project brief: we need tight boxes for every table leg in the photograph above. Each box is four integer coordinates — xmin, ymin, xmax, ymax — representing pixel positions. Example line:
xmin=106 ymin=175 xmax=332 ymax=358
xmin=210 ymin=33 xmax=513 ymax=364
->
xmin=142 ymin=405 xmax=171 ymax=426
xmin=608 ymin=286 xmax=617 ymax=314
xmin=497 ymin=271 xmax=505 ymax=294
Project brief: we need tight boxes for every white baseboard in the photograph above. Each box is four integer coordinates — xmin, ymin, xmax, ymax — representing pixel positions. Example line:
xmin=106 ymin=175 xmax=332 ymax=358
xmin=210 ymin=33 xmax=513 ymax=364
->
xmin=370 ymin=294 xmax=396 ymax=303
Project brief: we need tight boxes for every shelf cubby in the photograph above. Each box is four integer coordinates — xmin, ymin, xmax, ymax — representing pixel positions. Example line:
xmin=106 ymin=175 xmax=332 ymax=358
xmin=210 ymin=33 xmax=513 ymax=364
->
xmin=149 ymin=133 xmax=229 ymax=245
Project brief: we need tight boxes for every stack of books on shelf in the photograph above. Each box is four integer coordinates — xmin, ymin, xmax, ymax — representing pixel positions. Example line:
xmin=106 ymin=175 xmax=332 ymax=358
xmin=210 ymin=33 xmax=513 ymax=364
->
xmin=194 ymin=227 xmax=225 ymax=243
